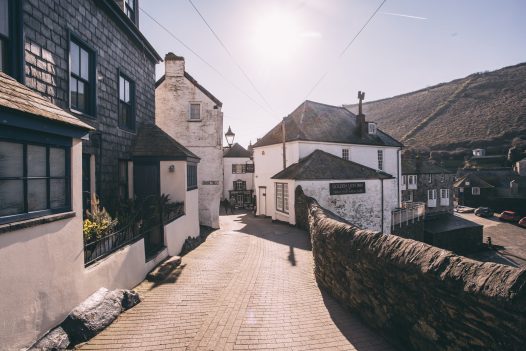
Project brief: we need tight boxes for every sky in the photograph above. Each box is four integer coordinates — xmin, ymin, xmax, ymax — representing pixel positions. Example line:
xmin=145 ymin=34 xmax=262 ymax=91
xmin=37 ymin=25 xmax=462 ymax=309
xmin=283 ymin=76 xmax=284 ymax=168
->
xmin=139 ymin=0 xmax=526 ymax=148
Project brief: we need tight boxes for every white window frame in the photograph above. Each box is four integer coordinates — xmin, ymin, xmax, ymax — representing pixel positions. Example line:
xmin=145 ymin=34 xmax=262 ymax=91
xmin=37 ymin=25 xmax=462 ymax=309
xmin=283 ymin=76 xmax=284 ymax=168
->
xmin=440 ymin=188 xmax=450 ymax=206
xmin=275 ymin=183 xmax=288 ymax=214
xmin=188 ymin=102 xmax=201 ymax=121
xmin=472 ymin=187 xmax=480 ymax=195
xmin=342 ymin=148 xmax=349 ymax=160
xmin=407 ymin=175 xmax=417 ymax=189
xmin=427 ymin=189 xmax=437 ymax=208
xmin=368 ymin=122 xmax=377 ymax=134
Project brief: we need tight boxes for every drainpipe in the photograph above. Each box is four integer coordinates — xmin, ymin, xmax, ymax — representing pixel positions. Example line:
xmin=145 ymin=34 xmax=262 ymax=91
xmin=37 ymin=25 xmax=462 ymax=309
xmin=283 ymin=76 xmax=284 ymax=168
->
xmin=397 ymin=147 xmax=401 ymax=206
xmin=282 ymin=118 xmax=286 ymax=170
xmin=381 ymin=178 xmax=384 ymax=233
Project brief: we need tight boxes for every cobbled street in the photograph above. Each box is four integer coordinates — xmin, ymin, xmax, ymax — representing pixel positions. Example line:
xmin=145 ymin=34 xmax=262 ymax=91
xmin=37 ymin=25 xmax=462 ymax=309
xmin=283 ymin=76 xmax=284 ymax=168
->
xmin=79 ymin=213 xmax=394 ymax=351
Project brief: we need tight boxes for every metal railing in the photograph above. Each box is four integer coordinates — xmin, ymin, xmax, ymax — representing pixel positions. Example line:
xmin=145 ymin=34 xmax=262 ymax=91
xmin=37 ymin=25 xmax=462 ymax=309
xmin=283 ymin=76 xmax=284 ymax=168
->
xmin=84 ymin=221 xmax=142 ymax=265
xmin=391 ymin=202 xmax=426 ymax=228
xmin=163 ymin=202 xmax=185 ymax=225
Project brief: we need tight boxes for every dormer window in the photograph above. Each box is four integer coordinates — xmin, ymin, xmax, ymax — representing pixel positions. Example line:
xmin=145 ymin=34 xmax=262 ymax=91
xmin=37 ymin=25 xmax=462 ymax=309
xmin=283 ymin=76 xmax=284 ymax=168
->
xmin=368 ymin=122 xmax=377 ymax=135
xmin=125 ymin=0 xmax=136 ymax=23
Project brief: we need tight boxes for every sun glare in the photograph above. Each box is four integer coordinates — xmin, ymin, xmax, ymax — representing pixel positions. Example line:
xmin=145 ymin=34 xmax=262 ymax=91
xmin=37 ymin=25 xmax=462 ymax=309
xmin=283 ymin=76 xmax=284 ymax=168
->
xmin=251 ymin=10 xmax=302 ymax=62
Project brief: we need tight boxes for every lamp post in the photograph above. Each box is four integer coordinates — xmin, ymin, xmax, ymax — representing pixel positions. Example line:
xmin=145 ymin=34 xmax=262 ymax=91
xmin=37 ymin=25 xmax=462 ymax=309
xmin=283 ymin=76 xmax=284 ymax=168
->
xmin=225 ymin=126 xmax=235 ymax=148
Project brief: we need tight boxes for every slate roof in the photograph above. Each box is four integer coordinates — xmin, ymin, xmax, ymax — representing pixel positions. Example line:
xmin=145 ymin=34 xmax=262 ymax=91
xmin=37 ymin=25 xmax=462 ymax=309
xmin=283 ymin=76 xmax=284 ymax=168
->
xmin=155 ymin=71 xmax=223 ymax=107
xmin=0 ymin=72 xmax=93 ymax=130
xmin=271 ymin=149 xmax=393 ymax=180
xmin=424 ymin=214 xmax=482 ymax=234
xmin=402 ymin=157 xmax=454 ymax=175
xmin=253 ymin=100 xmax=403 ymax=148
xmin=132 ymin=124 xmax=199 ymax=161
xmin=453 ymin=174 xmax=494 ymax=188
xmin=224 ymin=143 xmax=251 ymax=158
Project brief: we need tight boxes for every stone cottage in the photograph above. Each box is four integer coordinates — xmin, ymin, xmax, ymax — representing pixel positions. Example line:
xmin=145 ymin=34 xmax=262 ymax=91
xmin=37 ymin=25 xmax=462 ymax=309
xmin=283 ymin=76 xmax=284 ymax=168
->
xmin=223 ymin=142 xmax=254 ymax=209
xmin=252 ymin=99 xmax=404 ymax=234
xmin=155 ymin=53 xmax=224 ymax=228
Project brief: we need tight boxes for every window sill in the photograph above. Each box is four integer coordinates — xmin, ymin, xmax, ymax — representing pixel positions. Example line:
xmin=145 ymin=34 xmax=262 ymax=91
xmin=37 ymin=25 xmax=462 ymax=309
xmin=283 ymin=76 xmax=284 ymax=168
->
xmin=118 ymin=126 xmax=136 ymax=134
xmin=187 ymin=119 xmax=202 ymax=122
xmin=69 ymin=108 xmax=96 ymax=120
xmin=0 ymin=211 xmax=76 ymax=235
xmin=187 ymin=186 xmax=198 ymax=191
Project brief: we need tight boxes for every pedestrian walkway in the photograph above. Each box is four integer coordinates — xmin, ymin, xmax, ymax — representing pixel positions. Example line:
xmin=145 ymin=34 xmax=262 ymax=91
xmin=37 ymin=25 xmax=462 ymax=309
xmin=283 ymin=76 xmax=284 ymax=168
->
xmin=79 ymin=213 xmax=395 ymax=350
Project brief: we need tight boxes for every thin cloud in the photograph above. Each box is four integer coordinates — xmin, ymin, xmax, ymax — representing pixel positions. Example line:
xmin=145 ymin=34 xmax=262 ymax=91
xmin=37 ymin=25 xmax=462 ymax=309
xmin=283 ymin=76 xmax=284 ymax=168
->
xmin=381 ymin=12 xmax=427 ymax=20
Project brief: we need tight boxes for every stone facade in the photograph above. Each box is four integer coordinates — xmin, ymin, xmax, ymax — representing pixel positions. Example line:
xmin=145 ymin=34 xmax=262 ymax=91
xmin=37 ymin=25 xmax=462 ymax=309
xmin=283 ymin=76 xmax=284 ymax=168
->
xmin=156 ymin=54 xmax=223 ymax=228
xmin=402 ymin=172 xmax=455 ymax=217
xmin=296 ymin=186 xmax=526 ymax=351
xmin=22 ymin=0 xmax=159 ymax=209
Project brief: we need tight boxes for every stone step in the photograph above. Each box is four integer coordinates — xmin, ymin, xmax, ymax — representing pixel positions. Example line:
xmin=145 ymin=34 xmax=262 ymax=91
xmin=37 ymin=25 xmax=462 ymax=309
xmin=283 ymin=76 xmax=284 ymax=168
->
xmin=146 ymin=256 xmax=182 ymax=282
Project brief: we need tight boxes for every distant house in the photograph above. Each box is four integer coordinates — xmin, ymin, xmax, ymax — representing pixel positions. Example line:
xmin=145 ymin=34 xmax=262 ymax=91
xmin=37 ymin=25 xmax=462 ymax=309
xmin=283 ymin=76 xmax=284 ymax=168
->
xmin=223 ymin=143 xmax=254 ymax=209
xmin=156 ymin=53 xmax=224 ymax=228
xmin=253 ymin=99 xmax=405 ymax=234
xmin=453 ymin=173 xmax=495 ymax=207
xmin=401 ymin=157 xmax=455 ymax=217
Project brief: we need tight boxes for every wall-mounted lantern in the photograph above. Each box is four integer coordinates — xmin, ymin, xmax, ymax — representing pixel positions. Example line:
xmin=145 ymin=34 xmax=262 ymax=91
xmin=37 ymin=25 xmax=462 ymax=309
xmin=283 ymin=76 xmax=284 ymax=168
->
xmin=169 ymin=165 xmax=175 ymax=172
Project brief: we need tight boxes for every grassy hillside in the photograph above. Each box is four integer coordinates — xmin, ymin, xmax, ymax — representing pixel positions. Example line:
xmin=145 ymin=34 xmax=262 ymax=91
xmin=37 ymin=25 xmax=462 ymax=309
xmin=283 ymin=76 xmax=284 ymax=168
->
xmin=345 ymin=63 xmax=526 ymax=152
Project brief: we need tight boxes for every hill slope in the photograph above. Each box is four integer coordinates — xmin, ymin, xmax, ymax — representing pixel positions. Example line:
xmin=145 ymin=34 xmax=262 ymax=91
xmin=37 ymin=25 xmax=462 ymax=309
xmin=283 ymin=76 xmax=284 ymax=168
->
xmin=345 ymin=63 xmax=526 ymax=151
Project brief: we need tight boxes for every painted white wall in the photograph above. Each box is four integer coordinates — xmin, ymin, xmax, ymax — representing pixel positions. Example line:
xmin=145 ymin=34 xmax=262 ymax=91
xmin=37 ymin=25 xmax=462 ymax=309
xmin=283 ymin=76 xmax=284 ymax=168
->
xmin=223 ymin=156 xmax=254 ymax=199
xmin=164 ymin=189 xmax=200 ymax=256
xmin=156 ymin=58 xmax=223 ymax=229
xmin=253 ymin=140 xmax=402 ymax=227
xmin=160 ymin=160 xmax=187 ymax=203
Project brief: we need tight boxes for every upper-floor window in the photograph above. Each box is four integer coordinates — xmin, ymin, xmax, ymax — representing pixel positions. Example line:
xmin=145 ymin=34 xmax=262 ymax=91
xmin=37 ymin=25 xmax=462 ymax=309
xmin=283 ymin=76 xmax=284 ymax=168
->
xmin=189 ymin=103 xmax=201 ymax=120
xmin=368 ymin=122 xmax=377 ymax=135
xmin=342 ymin=148 xmax=349 ymax=160
xmin=428 ymin=173 xmax=432 ymax=183
xmin=0 ymin=0 xmax=9 ymax=73
xmin=232 ymin=164 xmax=246 ymax=174
xmin=402 ymin=175 xmax=407 ymax=186
xmin=408 ymin=175 xmax=417 ymax=185
xmin=187 ymin=163 xmax=198 ymax=190
xmin=124 ymin=0 xmax=136 ymax=23
xmin=0 ymin=138 xmax=70 ymax=224
xmin=70 ymin=38 xmax=94 ymax=115
xmin=275 ymin=183 xmax=289 ymax=214
xmin=233 ymin=180 xmax=246 ymax=191
xmin=472 ymin=187 xmax=480 ymax=195
xmin=118 ymin=73 xmax=135 ymax=131
xmin=377 ymin=150 xmax=383 ymax=170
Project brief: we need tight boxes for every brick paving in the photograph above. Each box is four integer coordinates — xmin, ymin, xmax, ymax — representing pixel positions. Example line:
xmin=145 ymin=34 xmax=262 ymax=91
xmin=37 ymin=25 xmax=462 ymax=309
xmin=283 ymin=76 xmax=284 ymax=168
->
xmin=79 ymin=213 xmax=395 ymax=351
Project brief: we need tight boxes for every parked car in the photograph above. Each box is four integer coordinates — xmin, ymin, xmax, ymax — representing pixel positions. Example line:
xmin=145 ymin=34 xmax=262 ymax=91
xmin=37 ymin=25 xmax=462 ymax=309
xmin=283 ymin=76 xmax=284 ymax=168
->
xmin=454 ymin=205 xmax=475 ymax=213
xmin=518 ymin=217 xmax=526 ymax=228
xmin=498 ymin=211 xmax=520 ymax=222
xmin=474 ymin=207 xmax=493 ymax=218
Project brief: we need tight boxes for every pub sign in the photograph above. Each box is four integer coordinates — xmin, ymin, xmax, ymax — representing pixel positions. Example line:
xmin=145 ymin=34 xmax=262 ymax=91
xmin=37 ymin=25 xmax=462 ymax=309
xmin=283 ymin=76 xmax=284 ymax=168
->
xmin=329 ymin=182 xmax=366 ymax=195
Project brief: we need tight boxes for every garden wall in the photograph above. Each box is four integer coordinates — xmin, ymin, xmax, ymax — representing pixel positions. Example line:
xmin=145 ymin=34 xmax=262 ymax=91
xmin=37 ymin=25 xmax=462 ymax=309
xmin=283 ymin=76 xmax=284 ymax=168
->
xmin=295 ymin=186 xmax=526 ymax=351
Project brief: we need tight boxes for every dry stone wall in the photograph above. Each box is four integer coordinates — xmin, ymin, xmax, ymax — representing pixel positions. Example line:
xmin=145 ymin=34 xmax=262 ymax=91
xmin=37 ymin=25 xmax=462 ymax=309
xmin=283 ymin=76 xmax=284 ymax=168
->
xmin=295 ymin=186 xmax=526 ymax=351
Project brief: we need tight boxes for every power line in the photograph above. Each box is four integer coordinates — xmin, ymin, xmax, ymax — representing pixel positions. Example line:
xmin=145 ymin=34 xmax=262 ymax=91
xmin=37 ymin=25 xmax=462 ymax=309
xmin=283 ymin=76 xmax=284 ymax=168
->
xmin=140 ymin=6 xmax=273 ymax=114
xmin=305 ymin=0 xmax=387 ymax=99
xmin=187 ymin=0 xmax=275 ymax=113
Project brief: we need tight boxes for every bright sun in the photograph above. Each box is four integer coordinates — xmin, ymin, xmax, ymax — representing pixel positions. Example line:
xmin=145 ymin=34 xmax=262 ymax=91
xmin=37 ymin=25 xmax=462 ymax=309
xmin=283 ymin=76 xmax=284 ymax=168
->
xmin=251 ymin=10 xmax=302 ymax=62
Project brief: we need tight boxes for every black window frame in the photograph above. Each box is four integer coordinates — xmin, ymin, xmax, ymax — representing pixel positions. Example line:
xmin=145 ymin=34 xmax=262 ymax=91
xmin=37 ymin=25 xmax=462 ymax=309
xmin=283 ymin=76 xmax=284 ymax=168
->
xmin=377 ymin=149 xmax=384 ymax=171
xmin=68 ymin=34 xmax=96 ymax=117
xmin=187 ymin=163 xmax=198 ymax=191
xmin=233 ymin=180 xmax=246 ymax=191
xmin=0 ymin=135 xmax=71 ymax=225
xmin=118 ymin=159 xmax=129 ymax=201
xmin=124 ymin=0 xmax=137 ymax=24
xmin=0 ymin=0 xmax=23 ymax=81
xmin=118 ymin=71 xmax=136 ymax=131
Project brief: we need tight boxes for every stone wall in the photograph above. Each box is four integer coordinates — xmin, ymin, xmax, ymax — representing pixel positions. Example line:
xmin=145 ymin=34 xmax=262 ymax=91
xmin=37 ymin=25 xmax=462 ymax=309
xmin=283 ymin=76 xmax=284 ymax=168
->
xmin=22 ymin=0 xmax=157 ymax=208
xmin=296 ymin=186 xmax=526 ymax=351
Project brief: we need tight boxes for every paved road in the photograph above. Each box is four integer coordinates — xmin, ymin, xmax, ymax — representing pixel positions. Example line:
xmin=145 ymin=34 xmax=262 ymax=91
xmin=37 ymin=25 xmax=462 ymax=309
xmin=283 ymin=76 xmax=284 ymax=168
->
xmin=79 ymin=213 xmax=394 ymax=351
xmin=457 ymin=213 xmax=526 ymax=267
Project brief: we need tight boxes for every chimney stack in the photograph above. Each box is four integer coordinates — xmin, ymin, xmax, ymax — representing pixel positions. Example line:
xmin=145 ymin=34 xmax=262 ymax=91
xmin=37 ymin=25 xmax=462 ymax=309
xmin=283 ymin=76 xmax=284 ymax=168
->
xmin=165 ymin=52 xmax=185 ymax=78
xmin=356 ymin=91 xmax=367 ymax=137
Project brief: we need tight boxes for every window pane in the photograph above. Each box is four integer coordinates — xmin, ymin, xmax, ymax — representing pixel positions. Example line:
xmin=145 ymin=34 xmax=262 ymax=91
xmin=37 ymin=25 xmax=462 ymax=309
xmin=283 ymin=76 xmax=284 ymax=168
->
xmin=124 ymin=79 xmax=130 ymax=102
xmin=80 ymin=47 xmax=89 ymax=80
xmin=0 ymin=141 xmax=23 ymax=177
xmin=70 ymin=78 xmax=78 ymax=109
xmin=0 ymin=0 xmax=8 ymax=37
xmin=119 ymin=76 xmax=125 ymax=101
xmin=50 ymin=148 xmax=66 ymax=177
xmin=0 ymin=180 xmax=24 ymax=216
xmin=28 ymin=179 xmax=47 ymax=211
xmin=27 ymin=145 xmax=46 ymax=177
xmin=77 ymin=80 xmax=85 ymax=111
xmin=190 ymin=104 xmax=200 ymax=119
xmin=50 ymin=179 xmax=66 ymax=209
xmin=70 ymin=41 xmax=79 ymax=76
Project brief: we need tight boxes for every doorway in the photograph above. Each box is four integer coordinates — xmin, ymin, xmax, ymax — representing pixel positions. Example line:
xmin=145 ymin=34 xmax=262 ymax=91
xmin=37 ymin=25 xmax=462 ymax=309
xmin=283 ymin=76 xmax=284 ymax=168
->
xmin=258 ymin=186 xmax=267 ymax=216
xmin=134 ymin=161 xmax=164 ymax=258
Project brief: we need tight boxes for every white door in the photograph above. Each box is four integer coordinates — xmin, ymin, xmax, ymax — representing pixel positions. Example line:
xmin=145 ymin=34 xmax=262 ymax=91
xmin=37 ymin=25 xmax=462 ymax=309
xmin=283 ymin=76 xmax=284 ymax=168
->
xmin=259 ymin=186 xmax=267 ymax=216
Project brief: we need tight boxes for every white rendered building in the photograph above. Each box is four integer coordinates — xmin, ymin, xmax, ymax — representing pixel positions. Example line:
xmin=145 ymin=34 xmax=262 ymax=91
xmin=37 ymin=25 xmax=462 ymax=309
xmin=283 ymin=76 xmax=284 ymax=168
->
xmin=252 ymin=100 xmax=403 ymax=234
xmin=155 ymin=53 xmax=224 ymax=228
xmin=223 ymin=143 xmax=254 ymax=208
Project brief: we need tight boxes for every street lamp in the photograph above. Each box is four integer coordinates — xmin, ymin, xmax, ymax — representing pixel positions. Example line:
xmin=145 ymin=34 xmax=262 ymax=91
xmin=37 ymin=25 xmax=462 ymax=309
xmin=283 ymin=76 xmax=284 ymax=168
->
xmin=225 ymin=126 xmax=235 ymax=148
